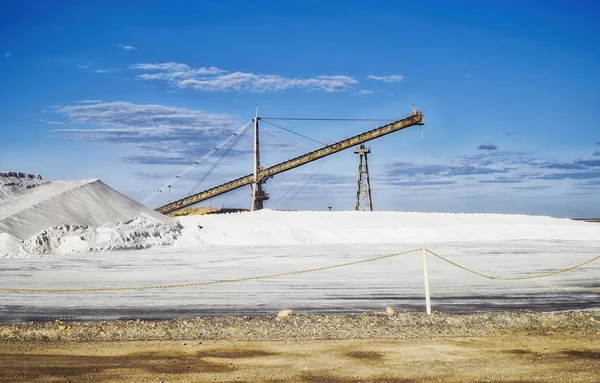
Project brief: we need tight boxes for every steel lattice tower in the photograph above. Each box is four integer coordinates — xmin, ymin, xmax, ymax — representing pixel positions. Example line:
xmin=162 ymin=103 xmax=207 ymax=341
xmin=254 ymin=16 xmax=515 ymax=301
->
xmin=354 ymin=144 xmax=373 ymax=211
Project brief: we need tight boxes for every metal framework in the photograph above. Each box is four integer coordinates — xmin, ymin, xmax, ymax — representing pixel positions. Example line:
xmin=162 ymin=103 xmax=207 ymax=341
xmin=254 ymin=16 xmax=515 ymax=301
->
xmin=354 ymin=144 xmax=373 ymax=211
xmin=156 ymin=111 xmax=424 ymax=215
xmin=251 ymin=117 xmax=269 ymax=210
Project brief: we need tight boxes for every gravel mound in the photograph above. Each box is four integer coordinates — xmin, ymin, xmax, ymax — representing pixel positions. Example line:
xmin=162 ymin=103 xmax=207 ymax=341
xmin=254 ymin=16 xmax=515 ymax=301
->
xmin=2 ymin=311 xmax=598 ymax=342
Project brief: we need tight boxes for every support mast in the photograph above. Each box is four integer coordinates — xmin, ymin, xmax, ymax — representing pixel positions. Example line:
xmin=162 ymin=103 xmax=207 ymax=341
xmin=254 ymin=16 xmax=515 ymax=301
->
xmin=354 ymin=144 xmax=373 ymax=211
xmin=251 ymin=110 xmax=268 ymax=210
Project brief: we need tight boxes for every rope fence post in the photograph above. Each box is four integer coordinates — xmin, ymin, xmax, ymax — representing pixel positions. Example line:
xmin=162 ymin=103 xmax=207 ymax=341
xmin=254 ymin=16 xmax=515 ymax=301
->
xmin=421 ymin=247 xmax=432 ymax=315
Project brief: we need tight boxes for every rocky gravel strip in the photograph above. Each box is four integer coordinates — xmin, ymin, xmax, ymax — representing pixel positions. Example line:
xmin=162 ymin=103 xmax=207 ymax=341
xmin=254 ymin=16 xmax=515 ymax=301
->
xmin=1 ymin=310 xmax=599 ymax=342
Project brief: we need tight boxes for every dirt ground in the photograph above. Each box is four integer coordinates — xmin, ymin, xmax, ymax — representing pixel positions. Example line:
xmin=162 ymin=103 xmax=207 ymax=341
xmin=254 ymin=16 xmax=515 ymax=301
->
xmin=1 ymin=312 xmax=599 ymax=382
xmin=1 ymin=334 xmax=599 ymax=383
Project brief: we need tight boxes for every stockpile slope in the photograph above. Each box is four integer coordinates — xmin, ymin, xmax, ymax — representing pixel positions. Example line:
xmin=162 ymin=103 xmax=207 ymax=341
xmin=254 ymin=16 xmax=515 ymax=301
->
xmin=0 ymin=178 xmax=170 ymax=240
xmin=0 ymin=174 xmax=182 ymax=258
xmin=174 ymin=210 xmax=600 ymax=247
xmin=0 ymin=172 xmax=47 ymax=201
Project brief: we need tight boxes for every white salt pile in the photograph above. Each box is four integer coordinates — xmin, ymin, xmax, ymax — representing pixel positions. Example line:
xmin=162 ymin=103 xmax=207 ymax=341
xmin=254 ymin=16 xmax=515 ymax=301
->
xmin=2 ymin=173 xmax=599 ymax=259
xmin=0 ymin=172 xmax=47 ymax=201
xmin=173 ymin=209 xmax=600 ymax=247
xmin=0 ymin=172 xmax=181 ymax=258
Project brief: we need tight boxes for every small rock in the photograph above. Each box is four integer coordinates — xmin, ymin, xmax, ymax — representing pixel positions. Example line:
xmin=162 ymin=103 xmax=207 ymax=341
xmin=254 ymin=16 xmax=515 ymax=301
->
xmin=277 ymin=309 xmax=293 ymax=319
xmin=386 ymin=307 xmax=395 ymax=316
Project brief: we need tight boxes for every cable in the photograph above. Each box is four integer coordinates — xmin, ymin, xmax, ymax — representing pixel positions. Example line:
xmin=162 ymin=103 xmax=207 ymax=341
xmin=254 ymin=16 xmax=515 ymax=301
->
xmin=426 ymin=249 xmax=600 ymax=281
xmin=186 ymin=123 xmax=251 ymax=197
xmin=260 ymin=119 xmax=327 ymax=146
xmin=186 ymin=137 xmax=242 ymax=197
xmin=0 ymin=248 xmax=421 ymax=293
xmin=141 ymin=120 xmax=254 ymax=205
xmin=187 ymin=182 xmax=249 ymax=209
xmin=271 ymin=161 xmax=319 ymax=208
xmin=258 ymin=119 xmax=328 ymax=209
xmin=280 ymin=158 xmax=328 ymax=209
xmin=261 ymin=117 xmax=397 ymax=121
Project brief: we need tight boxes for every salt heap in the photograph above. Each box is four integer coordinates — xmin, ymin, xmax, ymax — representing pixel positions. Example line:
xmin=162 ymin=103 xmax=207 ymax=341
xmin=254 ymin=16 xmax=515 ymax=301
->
xmin=0 ymin=172 xmax=47 ymax=201
xmin=173 ymin=209 xmax=600 ymax=247
xmin=0 ymin=172 xmax=181 ymax=258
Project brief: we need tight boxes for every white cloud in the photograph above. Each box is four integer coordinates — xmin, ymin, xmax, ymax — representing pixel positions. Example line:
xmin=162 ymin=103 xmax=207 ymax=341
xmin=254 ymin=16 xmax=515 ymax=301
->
xmin=95 ymin=68 xmax=119 ymax=73
xmin=132 ymin=62 xmax=358 ymax=92
xmin=356 ymin=89 xmax=375 ymax=95
xmin=367 ymin=75 xmax=405 ymax=83
xmin=118 ymin=44 xmax=137 ymax=51
xmin=76 ymin=100 xmax=102 ymax=103
xmin=46 ymin=121 xmax=67 ymax=125
xmin=52 ymin=101 xmax=240 ymax=164
xmin=132 ymin=62 xmax=193 ymax=72
xmin=76 ymin=64 xmax=89 ymax=69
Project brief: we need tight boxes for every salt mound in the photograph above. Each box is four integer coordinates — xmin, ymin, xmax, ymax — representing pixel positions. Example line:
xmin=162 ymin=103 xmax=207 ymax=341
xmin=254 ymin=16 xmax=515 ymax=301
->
xmin=1 ymin=216 xmax=182 ymax=259
xmin=0 ymin=172 xmax=47 ymax=201
xmin=0 ymin=177 xmax=172 ymax=240
xmin=174 ymin=210 xmax=600 ymax=247
xmin=0 ymin=173 xmax=182 ymax=257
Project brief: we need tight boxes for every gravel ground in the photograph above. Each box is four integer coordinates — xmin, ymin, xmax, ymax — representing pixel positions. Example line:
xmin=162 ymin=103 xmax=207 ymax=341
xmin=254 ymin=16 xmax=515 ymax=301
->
xmin=1 ymin=310 xmax=599 ymax=342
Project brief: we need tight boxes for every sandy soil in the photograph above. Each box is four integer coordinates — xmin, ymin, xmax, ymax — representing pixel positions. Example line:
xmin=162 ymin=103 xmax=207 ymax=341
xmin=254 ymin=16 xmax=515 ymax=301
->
xmin=1 ymin=334 xmax=599 ymax=382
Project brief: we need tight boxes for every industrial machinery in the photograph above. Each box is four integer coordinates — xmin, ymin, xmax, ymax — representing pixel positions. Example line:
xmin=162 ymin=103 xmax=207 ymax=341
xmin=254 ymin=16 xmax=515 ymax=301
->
xmin=354 ymin=144 xmax=373 ymax=211
xmin=156 ymin=110 xmax=424 ymax=215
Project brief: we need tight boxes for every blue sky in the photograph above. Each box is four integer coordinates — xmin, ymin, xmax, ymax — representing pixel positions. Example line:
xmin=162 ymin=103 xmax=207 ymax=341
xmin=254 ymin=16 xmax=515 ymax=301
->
xmin=1 ymin=0 xmax=599 ymax=217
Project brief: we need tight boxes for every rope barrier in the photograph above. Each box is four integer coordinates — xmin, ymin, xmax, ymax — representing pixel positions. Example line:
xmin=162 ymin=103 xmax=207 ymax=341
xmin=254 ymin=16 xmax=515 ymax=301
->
xmin=1 ymin=248 xmax=598 ymax=293
xmin=426 ymin=249 xmax=600 ymax=280
xmin=0 ymin=248 xmax=422 ymax=293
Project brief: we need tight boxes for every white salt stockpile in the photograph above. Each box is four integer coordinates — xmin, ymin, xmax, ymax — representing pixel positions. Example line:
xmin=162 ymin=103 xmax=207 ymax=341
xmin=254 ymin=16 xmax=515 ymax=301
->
xmin=174 ymin=210 xmax=600 ymax=247
xmin=0 ymin=176 xmax=171 ymax=240
xmin=2 ymin=172 xmax=599 ymax=258
xmin=0 ymin=172 xmax=181 ymax=258
xmin=0 ymin=172 xmax=47 ymax=201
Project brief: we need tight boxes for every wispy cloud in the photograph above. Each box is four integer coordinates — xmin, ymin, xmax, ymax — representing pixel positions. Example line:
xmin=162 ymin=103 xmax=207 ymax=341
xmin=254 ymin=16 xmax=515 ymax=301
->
xmin=95 ymin=68 xmax=120 ymax=73
xmin=131 ymin=62 xmax=358 ymax=92
xmin=117 ymin=44 xmax=137 ymax=51
xmin=366 ymin=75 xmax=405 ymax=83
xmin=381 ymin=147 xmax=600 ymax=199
xmin=511 ymin=185 xmax=551 ymax=191
xmin=533 ymin=170 xmax=600 ymax=181
xmin=46 ymin=121 xmax=66 ymax=125
xmin=575 ymin=159 xmax=600 ymax=167
xmin=384 ymin=179 xmax=456 ymax=187
xmin=594 ymin=151 xmax=600 ymax=156
xmin=576 ymin=180 xmax=600 ymax=188
xmin=356 ymin=89 xmax=375 ymax=95
xmin=76 ymin=100 xmax=102 ymax=104
xmin=538 ymin=159 xmax=600 ymax=170
xmin=477 ymin=143 xmax=498 ymax=150
xmin=478 ymin=176 xmax=526 ymax=184
xmin=383 ymin=162 xmax=509 ymax=179
xmin=539 ymin=162 xmax=586 ymax=170
xmin=52 ymin=101 xmax=241 ymax=165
